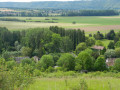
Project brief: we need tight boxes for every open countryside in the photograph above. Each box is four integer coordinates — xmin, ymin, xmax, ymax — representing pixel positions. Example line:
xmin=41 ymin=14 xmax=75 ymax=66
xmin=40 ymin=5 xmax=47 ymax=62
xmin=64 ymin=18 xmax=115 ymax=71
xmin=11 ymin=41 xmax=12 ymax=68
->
xmin=1 ymin=1 xmax=120 ymax=90
xmin=0 ymin=16 xmax=120 ymax=34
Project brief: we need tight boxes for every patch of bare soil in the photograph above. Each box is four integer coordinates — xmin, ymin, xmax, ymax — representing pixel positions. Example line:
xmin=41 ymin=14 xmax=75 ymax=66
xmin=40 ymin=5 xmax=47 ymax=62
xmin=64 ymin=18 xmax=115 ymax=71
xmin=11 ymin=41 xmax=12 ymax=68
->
xmin=76 ymin=25 xmax=120 ymax=32
xmin=100 ymin=17 xmax=120 ymax=18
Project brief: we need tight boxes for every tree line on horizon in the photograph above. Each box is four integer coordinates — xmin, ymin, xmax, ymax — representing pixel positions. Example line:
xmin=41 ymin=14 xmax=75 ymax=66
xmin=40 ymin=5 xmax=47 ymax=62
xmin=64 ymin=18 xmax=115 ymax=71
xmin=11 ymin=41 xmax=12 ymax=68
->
xmin=0 ymin=9 xmax=119 ymax=17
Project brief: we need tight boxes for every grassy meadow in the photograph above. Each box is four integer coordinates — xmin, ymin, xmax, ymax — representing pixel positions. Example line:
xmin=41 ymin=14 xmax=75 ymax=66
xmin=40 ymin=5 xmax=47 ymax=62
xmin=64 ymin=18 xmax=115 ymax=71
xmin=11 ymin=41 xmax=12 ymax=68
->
xmin=1 ymin=16 xmax=120 ymax=34
xmin=24 ymin=72 xmax=120 ymax=90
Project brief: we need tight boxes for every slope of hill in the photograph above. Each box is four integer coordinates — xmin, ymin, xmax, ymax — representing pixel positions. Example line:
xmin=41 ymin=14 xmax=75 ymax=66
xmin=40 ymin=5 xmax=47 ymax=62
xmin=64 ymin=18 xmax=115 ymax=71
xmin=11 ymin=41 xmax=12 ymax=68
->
xmin=0 ymin=0 xmax=120 ymax=9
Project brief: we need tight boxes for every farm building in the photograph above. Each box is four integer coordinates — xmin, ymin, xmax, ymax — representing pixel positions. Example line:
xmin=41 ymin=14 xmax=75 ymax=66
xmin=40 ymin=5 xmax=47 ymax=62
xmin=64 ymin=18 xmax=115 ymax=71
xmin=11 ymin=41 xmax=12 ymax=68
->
xmin=91 ymin=45 xmax=105 ymax=55
xmin=91 ymin=45 xmax=105 ymax=50
xmin=106 ymin=58 xmax=116 ymax=67
xmin=14 ymin=57 xmax=30 ymax=63
xmin=33 ymin=56 xmax=39 ymax=62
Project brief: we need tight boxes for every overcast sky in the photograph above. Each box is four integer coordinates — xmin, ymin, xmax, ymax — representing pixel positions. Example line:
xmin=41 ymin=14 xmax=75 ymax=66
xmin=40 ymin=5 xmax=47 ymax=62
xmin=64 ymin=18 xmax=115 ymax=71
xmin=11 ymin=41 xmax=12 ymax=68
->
xmin=0 ymin=0 xmax=76 ymax=2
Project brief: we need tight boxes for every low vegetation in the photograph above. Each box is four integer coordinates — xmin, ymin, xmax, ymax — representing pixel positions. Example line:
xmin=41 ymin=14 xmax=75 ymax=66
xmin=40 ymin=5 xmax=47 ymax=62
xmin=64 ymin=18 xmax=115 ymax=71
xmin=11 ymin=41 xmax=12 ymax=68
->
xmin=0 ymin=25 xmax=120 ymax=89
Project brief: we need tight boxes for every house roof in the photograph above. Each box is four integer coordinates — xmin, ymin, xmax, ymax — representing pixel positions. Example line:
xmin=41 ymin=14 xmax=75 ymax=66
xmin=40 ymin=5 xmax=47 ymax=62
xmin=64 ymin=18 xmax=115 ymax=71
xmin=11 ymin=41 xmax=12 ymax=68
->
xmin=14 ymin=57 xmax=30 ymax=63
xmin=91 ymin=45 xmax=105 ymax=50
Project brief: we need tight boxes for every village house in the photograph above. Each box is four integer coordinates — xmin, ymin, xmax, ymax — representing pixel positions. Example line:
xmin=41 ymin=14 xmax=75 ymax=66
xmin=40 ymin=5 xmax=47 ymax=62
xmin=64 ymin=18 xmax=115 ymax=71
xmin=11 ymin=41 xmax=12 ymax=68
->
xmin=91 ymin=45 xmax=105 ymax=55
xmin=106 ymin=58 xmax=116 ymax=67
xmin=33 ymin=56 xmax=39 ymax=63
xmin=14 ymin=57 xmax=30 ymax=63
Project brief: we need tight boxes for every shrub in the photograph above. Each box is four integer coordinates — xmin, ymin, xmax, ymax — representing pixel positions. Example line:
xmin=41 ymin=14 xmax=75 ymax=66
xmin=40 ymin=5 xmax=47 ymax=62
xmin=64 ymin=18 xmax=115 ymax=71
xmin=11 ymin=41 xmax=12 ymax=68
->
xmin=104 ymin=49 xmax=116 ymax=58
xmin=75 ymin=51 xmax=93 ymax=71
xmin=21 ymin=47 xmax=32 ymax=57
xmin=75 ymin=42 xmax=87 ymax=54
xmin=46 ymin=66 xmax=55 ymax=73
xmin=37 ymin=55 xmax=54 ymax=70
xmin=115 ymin=48 xmax=120 ymax=58
xmin=72 ymin=21 xmax=76 ymax=24
xmin=33 ymin=69 xmax=42 ymax=76
xmin=114 ymin=58 xmax=120 ymax=71
xmin=57 ymin=53 xmax=75 ymax=71
xmin=94 ymin=56 xmax=107 ymax=71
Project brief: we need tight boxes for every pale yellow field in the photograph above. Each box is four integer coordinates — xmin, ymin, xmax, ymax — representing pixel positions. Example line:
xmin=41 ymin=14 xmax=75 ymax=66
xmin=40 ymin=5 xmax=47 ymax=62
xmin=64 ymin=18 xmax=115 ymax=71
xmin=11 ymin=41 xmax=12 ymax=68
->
xmin=0 ymin=21 xmax=96 ymax=31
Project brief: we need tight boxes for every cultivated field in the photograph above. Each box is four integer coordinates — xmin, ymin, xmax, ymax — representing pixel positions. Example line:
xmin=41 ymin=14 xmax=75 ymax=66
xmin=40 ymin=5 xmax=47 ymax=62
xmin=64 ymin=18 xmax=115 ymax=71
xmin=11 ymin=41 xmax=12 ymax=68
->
xmin=1 ymin=16 xmax=120 ymax=33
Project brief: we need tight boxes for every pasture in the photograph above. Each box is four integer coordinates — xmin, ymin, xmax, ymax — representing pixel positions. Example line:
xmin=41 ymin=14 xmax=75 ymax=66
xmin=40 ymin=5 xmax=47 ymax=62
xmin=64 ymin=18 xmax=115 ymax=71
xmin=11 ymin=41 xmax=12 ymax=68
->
xmin=0 ymin=16 xmax=120 ymax=33
xmin=24 ymin=72 xmax=120 ymax=90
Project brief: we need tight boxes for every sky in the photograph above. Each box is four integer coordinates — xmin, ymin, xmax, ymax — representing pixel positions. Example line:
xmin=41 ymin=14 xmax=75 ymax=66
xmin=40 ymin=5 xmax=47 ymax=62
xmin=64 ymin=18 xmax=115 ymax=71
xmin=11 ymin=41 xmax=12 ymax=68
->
xmin=0 ymin=0 xmax=76 ymax=2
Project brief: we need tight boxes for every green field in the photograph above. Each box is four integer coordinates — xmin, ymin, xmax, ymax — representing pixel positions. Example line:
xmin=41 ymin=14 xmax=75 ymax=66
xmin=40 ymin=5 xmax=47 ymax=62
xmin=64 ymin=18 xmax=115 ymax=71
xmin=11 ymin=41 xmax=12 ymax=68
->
xmin=25 ymin=77 xmax=120 ymax=90
xmin=1 ymin=16 xmax=120 ymax=33
xmin=24 ymin=72 xmax=120 ymax=90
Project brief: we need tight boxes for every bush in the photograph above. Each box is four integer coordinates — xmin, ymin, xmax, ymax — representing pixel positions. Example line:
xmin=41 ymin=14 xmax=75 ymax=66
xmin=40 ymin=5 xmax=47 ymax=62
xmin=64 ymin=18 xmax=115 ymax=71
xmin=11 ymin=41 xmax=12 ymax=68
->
xmin=115 ymin=48 xmax=120 ymax=58
xmin=113 ymin=58 xmax=120 ymax=71
xmin=6 ymin=60 xmax=16 ymax=70
xmin=2 ymin=51 xmax=21 ymax=61
xmin=75 ymin=42 xmax=87 ymax=54
xmin=33 ymin=69 xmax=42 ymax=76
xmin=21 ymin=58 xmax=35 ymax=66
xmin=57 ymin=53 xmax=75 ymax=71
xmin=72 ymin=21 xmax=76 ymax=24
xmin=75 ymin=51 xmax=93 ymax=71
xmin=107 ymin=41 xmax=115 ymax=49
xmin=0 ymin=66 xmax=32 ymax=90
xmin=37 ymin=55 xmax=54 ymax=70
xmin=115 ymin=41 xmax=120 ymax=48
xmin=21 ymin=47 xmax=32 ymax=57
xmin=94 ymin=56 xmax=107 ymax=71
xmin=46 ymin=66 xmax=55 ymax=73
xmin=104 ymin=49 xmax=116 ymax=58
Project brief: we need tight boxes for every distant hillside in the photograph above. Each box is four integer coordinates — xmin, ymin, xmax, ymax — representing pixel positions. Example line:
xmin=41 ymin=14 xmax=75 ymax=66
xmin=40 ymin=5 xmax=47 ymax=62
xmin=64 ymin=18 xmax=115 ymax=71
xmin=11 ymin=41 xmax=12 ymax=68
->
xmin=0 ymin=0 xmax=120 ymax=10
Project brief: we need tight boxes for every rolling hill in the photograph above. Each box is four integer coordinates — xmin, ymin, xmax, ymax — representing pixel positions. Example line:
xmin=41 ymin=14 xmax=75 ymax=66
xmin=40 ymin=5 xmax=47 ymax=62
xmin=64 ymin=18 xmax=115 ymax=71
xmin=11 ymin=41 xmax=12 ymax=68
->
xmin=0 ymin=0 xmax=120 ymax=9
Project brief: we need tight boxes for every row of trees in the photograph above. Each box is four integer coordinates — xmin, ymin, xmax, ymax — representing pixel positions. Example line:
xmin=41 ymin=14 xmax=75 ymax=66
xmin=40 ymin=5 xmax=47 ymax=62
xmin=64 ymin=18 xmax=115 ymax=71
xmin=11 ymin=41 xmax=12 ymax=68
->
xmin=1 ymin=26 xmax=120 ymax=72
xmin=62 ymin=10 xmax=119 ymax=16
xmin=0 ymin=9 xmax=119 ymax=17
xmin=0 ymin=27 xmax=85 ymax=57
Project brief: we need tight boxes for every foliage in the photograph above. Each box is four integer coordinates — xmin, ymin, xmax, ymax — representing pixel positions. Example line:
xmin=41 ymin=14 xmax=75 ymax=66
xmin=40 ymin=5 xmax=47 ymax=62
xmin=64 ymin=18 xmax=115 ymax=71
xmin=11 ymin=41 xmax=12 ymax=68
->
xmin=75 ymin=51 xmax=93 ymax=71
xmin=2 ymin=51 xmax=21 ymax=61
xmin=115 ymin=48 xmax=120 ymax=58
xmin=21 ymin=47 xmax=32 ymax=57
xmin=46 ymin=66 xmax=55 ymax=73
xmin=114 ymin=58 xmax=120 ymax=71
xmin=107 ymin=41 xmax=115 ymax=49
xmin=106 ymin=30 xmax=115 ymax=40
xmin=94 ymin=56 xmax=107 ymax=71
xmin=57 ymin=53 xmax=75 ymax=71
xmin=115 ymin=41 xmax=120 ymax=48
xmin=33 ymin=69 xmax=42 ymax=77
xmin=37 ymin=55 xmax=54 ymax=70
xmin=95 ymin=40 xmax=104 ymax=46
xmin=0 ymin=62 xmax=32 ymax=90
xmin=50 ymin=26 xmax=85 ymax=50
xmin=104 ymin=49 xmax=116 ymax=58
xmin=45 ymin=33 xmax=61 ymax=53
xmin=72 ymin=21 xmax=76 ymax=24
xmin=21 ymin=58 xmax=35 ymax=66
xmin=60 ymin=36 xmax=73 ymax=52
xmin=6 ymin=60 xmax=16 ymax=70
xmin=75 ymin=42 xmax=87 ymax=54
xmin=49 ymin=53 xmax=61 ymax=66
xmin=86 ymin=37 xmax=95 ymax=46
xmin=94 ymin=31 xmax=104 ymax=40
